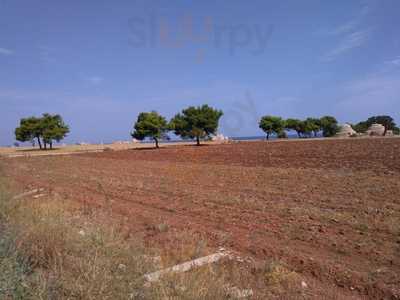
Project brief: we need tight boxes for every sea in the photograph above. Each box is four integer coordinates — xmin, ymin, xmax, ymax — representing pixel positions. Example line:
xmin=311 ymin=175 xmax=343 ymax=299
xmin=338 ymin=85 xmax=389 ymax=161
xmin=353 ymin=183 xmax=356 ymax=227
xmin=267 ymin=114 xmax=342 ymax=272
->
xmin=230 ymin=134 xmax=300 ymax=141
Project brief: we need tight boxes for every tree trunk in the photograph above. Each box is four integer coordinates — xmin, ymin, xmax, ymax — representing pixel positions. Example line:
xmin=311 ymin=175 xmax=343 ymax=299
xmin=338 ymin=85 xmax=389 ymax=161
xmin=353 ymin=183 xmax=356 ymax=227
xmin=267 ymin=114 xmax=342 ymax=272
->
xmin=196 ymin=136 xmax=200 ymax=146
xmin=43 ymin=142 xmax=47 ymax=150
xmin=50 ymin=141 xmax=53 ymax=150
xmin=154 ymin=137 xmax=159 ymax=148
xmin=383 ymin=126 xmax=387 ymax=136
xmin=37 ymin=137 xmax=42 ymax=150
xmin=266 ymin=133 xmax=270 ymax=140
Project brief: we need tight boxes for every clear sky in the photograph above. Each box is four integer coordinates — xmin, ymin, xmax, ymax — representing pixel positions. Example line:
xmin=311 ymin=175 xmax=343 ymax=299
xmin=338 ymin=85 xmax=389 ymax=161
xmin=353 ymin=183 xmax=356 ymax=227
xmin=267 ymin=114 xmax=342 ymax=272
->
xmin=1 ymin=0 xmax=399 ymax=145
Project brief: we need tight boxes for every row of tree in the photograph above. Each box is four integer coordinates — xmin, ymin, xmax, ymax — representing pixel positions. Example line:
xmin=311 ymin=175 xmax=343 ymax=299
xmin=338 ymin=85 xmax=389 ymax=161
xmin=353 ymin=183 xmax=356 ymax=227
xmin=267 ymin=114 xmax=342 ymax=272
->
xmin=15 ymin=106 xmax=223 ymax=150
xmin=15 ymin=110 xmax=398 ymax=150
xmin=15 ymin=113 xmax=70 ymax=150
xmin=132 ymin=110 xmax=345 ymax=147
xmin=132 ymin=105 xmax=223 ymax=148
xmin=259 ymin=116 xmax=339 ymax=139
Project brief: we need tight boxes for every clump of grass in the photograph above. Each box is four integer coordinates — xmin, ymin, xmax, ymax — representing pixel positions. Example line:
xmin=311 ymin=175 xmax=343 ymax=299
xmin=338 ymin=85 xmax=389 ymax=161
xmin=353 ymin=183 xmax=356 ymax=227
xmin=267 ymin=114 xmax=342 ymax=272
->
xmin=159 ymin=231 xmax=209 ymax=266
xmin=12 ymin=200 xmax=72 ymax=270
xmin=148 ymin=265 xmax=230 ymax=300
xmin=264 ymin=261 xmax=297 ymax=286
xmin=0 ymin=179 xmax=31 ymax=298
xmin=0 ymin=231 xmax=32 ymax=299
xmin=248 ymin=259 xmax=311 ymax=299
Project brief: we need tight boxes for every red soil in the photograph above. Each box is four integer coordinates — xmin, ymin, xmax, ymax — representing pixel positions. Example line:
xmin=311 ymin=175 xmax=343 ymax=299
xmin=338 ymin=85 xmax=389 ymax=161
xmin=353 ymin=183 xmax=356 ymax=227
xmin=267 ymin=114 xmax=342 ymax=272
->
xmin=2 ymin=138 xmax=400 ymax=299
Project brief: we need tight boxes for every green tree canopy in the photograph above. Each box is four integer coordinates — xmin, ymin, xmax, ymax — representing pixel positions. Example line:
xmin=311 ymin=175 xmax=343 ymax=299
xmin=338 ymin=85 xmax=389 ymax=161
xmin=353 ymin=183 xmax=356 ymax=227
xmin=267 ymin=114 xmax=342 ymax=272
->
xmin=320 ymin=116 xmax=339 ymax=137
xmin=15 ymin=113 xmax=69 ymax=150
xmin=41 ymin=114 xmax=70 ymax=149
xmin=15 ymin=116 xmax=43 ymax=148
xmin=285 ymin=118 xmax=322 ymax=138
xmin=131 ymin=111 xmax=168 ymax=148
xmin=305 ymin=118 xmax=321 ymax=137
xmin=284 ymin=118 xmax=303 ymax=138
xmin=169 ymin=105 xmax=223 ymax=146
xmin=259 ymin=116 xmax=285 ymax=140
xmin=352 ymin=121 xmax=369 ymax=133
xmin=298 ymin=120 xmax=313 ymax=138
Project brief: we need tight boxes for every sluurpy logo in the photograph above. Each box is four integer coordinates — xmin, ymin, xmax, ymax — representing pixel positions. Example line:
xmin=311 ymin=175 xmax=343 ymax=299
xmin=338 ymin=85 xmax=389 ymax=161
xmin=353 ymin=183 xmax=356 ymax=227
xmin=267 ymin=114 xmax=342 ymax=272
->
xmin=128 ymin=11 xmax=274 ymax=61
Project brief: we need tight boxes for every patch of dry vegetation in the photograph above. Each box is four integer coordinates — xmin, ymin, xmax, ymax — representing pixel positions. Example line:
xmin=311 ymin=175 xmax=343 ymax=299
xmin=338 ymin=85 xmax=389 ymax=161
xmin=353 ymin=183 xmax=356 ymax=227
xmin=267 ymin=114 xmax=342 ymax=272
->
xmin=0 ymin=183 xmax=150 ymax=298
xmin=0 ymin=180 xmax=259 ymax=299
xmin=0 ymin=183 xmax=321 ymax=299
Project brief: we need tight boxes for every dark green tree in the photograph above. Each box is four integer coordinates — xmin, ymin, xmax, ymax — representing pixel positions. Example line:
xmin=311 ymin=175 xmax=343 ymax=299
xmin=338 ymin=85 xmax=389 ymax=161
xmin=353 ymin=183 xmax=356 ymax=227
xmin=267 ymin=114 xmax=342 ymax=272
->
xmin=285 ymin=118 xmax=303 ymax=138
xmin=320 ymin=116 xmax=339 ymax=137
xmin=15 ymin=114 xmax=69 ymax=150
xmin=41 ymin=114 xmax=70 ymax=149
xmin=259 ymin=116 xmax=285 ymax=140
xmin=352 ymin=121 xmax=369 ymax=133
xmin=305 ymin=118 xmax=321 ymax=137
xmin=169 ymin=105 xmax=223 ymax=146
xmin=299 ymin=120 xmax=313 ymax=138
xmin=15 ymin=116 xmax=43 ymax=149
xmin=131 ymin=111 xmax=168 ymax=148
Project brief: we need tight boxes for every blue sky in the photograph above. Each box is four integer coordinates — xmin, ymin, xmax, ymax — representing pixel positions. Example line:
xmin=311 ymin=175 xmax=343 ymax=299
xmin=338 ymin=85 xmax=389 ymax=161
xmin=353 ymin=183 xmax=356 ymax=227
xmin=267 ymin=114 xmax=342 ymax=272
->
xmin=1 ymin=0 xmax=399 ymax=145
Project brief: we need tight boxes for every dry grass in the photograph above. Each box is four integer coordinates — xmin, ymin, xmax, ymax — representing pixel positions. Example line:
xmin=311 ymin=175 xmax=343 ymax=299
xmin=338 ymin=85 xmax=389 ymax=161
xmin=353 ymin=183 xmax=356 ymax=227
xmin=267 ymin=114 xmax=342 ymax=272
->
xmin=0 ymin=140 xmax=216 ymax=158
xmin=0 ymin=186 xmax=345 ymax=299
xmin=0 ymin=185 xmax=151 ymax=299
xmin=0 ymin=179 xmax=257 ymax=299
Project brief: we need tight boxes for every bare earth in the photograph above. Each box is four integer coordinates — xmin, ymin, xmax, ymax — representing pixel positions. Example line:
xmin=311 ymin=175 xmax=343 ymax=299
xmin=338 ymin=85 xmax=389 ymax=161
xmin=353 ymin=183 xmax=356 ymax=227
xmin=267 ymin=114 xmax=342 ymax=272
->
xmin=1 ymin=138 xmax=400 ymax=299
xmin=0 ymin=141 xmax=198 ymax=157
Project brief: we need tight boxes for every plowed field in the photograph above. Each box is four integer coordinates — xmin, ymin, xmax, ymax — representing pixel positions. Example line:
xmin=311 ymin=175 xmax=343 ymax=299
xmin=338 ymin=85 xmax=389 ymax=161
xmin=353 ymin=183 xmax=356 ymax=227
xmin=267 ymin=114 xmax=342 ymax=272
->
xmin=2 ymin=138 xmax=400 ymax=299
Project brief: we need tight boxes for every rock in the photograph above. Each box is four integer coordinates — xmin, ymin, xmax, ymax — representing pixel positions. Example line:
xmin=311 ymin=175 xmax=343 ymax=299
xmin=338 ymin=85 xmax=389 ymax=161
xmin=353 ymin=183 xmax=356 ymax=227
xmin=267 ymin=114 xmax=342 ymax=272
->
xmin=225 ymin=286 xmax=254 ymax=299
xmin=143 ymin=251 xmax=231 ymax=283
xmin=33 ymin=193 xmax=46 ymax=199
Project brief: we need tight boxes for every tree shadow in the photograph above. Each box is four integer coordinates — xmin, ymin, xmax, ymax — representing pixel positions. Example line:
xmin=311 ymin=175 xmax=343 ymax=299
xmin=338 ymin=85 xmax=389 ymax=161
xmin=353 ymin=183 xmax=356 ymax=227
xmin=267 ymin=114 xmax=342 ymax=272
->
xmin=130 ymin=146 xmax=162 ymax=151
xmin=17 ymin=148 xmax=59 ymax=152
xmin=185 ymin=144 xmax=210 ymax=147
